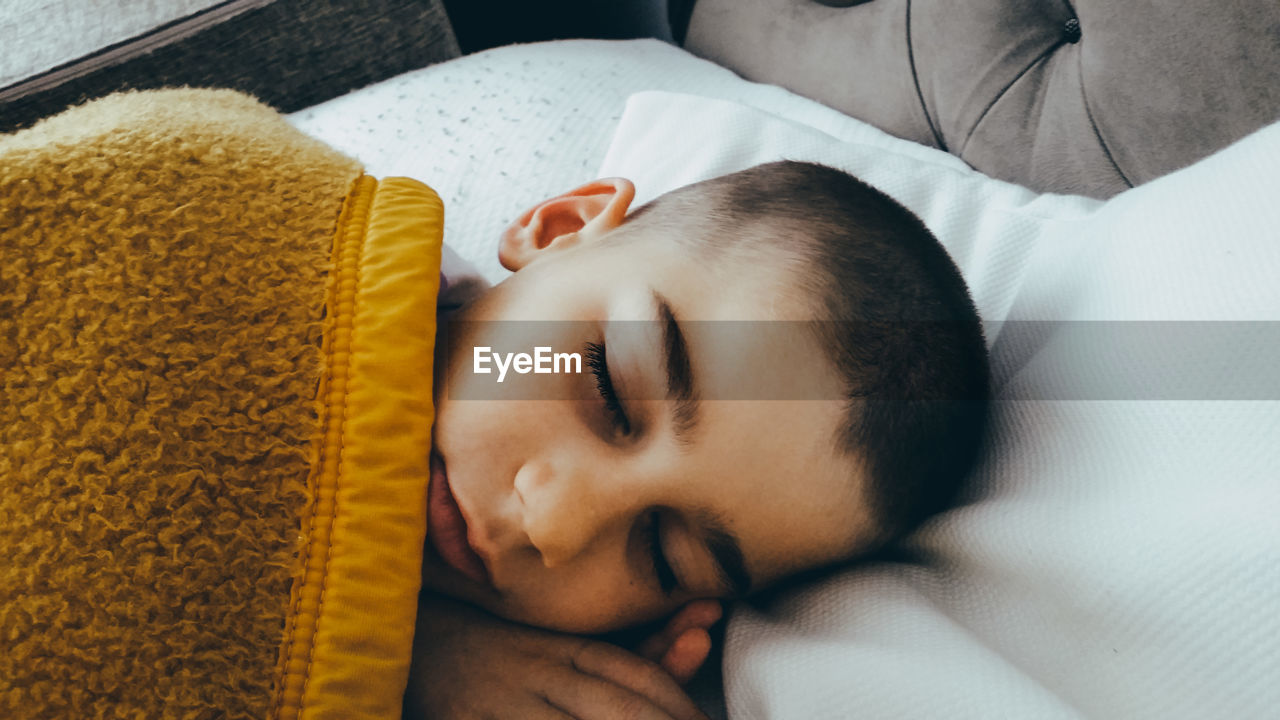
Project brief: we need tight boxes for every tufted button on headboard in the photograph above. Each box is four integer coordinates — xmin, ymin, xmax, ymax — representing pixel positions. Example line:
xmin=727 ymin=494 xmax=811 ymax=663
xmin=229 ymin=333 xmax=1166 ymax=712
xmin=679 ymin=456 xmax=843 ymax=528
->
xmin=682 ymin=0 xmax=1280 ymax=198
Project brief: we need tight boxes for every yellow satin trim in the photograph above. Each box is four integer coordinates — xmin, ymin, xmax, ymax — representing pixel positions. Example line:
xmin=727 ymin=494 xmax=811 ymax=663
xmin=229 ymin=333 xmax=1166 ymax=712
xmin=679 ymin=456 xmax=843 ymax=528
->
xmin=272 ymin=175 xmax=443 ymax=720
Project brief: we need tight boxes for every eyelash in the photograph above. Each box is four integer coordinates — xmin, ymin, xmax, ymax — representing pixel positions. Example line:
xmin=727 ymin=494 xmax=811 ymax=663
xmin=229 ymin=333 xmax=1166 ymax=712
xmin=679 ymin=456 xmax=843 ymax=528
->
xmin=644 ymin=510 xmax=679 ymax=595
xmin=584 ymin=341 xmax=631 ymax=435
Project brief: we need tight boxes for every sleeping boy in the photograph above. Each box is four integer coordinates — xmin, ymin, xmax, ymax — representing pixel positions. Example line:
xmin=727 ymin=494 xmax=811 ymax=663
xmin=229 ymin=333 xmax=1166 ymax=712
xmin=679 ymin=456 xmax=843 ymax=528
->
xmin=405 ymin=160 xmax=990 ymax=719
xmin=0 ymin=91 xmax=983 ymax=720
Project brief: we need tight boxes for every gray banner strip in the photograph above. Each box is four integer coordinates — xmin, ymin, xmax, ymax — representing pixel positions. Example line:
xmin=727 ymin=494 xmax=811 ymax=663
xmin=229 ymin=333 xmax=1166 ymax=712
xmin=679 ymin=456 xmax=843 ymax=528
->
xmin=440 ymin=321 xmax=1280 ymax=401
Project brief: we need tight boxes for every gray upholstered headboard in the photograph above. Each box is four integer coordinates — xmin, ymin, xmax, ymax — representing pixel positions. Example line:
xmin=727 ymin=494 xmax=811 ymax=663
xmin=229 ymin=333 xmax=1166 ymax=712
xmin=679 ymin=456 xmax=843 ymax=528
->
xmin=676 ymin=0 xmax=1280 ymax=198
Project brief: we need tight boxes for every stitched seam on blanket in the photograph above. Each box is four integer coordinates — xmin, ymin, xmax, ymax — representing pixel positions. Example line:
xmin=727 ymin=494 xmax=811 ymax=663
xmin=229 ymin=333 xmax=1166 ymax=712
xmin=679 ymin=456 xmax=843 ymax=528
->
xmin=271 ymin=174 xmax=376 ymax=720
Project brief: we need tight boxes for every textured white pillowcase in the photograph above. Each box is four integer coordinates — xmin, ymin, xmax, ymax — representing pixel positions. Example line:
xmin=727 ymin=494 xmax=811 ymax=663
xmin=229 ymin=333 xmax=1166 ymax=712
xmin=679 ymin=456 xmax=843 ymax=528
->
xmin=291 ymin=39 xmax=1280 ymax=720
xmin=602 ymin=93 xmax=1280 ymax=720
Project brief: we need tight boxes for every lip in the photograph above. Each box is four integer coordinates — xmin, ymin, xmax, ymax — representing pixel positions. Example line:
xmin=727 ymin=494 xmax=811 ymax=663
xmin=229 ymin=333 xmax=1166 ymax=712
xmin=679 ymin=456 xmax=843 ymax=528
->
xmin=427 ymin=449 xmax=493 ymax=587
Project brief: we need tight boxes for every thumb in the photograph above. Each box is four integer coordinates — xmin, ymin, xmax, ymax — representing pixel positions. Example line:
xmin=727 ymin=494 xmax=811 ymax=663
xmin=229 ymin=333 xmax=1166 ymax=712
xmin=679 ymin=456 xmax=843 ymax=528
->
xmin=660 ymin=628 xmax=713 ymax=684
xmin=638 ymin=600 xmax=723 ymax=663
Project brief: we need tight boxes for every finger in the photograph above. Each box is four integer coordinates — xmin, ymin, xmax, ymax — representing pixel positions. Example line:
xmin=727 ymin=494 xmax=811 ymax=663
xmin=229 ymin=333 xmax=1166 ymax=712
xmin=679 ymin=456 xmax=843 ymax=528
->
xmin=568 ymin=641 xmax=709 ymax=720
xmin=636 ymin=600 xmax=721 ymax=661
xmin=680 ymin=599 xmax=724 ymax=628
xmin=637 ymin=600 xmax=722 ymax=662
xmin=659 ymin=628 xmax=712 ymax=684
xmin=545 ymin=663 xmax=701 ymax=720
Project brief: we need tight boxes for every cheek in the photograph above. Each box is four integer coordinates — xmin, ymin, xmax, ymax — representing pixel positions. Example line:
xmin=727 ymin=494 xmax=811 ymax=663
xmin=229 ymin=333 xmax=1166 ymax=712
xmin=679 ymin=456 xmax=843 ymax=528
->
xmin=435 ymin=398 xmax=571 ymax=464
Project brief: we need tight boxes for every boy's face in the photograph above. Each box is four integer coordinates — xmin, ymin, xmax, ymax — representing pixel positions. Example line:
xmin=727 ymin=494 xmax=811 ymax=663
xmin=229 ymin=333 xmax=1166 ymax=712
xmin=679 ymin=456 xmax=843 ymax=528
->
xmin=422 ymin=179 xmax=876 ymax=633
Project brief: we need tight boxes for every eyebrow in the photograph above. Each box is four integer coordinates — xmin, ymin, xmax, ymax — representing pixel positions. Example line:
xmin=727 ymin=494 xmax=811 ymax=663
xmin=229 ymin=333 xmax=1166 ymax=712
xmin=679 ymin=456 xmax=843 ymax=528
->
xmin=699 ymin=510 xmax=753 ymax=597
xmin=653 ymin=290 xmax=699 ymax=444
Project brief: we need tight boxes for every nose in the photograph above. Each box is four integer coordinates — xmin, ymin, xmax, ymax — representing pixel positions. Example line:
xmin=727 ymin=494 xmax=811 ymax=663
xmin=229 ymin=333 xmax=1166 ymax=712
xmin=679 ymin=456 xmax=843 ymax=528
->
xmin=514 ymin=454 xmax=640 ymax=569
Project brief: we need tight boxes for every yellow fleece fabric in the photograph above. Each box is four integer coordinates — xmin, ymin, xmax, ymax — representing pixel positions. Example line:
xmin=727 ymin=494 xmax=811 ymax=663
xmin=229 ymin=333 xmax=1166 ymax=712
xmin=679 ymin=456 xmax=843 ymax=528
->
xmin=1 ymin=89 xmax=442 ymax=720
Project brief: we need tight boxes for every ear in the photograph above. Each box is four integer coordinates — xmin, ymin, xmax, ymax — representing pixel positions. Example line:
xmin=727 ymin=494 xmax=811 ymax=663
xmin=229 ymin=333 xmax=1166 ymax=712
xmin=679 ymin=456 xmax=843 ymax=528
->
xmin=499 ymin=178 xmax=635 ymax=271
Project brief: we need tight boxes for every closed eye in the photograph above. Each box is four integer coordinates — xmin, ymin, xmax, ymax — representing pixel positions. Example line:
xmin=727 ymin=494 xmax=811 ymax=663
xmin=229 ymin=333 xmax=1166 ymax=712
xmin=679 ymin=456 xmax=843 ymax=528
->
xmin=585 ymin=341 xmax=630 ymax=435
xmin=644 ymin=510 xmax=678 ymax=595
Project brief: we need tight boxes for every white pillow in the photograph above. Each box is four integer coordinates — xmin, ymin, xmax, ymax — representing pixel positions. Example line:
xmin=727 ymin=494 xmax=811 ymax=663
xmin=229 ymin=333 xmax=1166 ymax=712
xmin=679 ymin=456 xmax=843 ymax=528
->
xmin=601 ymin=92 xmax=1280 ymax=720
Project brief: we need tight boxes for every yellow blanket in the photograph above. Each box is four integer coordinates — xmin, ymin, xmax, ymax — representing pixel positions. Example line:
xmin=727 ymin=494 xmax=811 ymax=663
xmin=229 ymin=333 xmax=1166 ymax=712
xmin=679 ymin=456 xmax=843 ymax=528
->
xmin=0 ymin=89 xmax=441 ymax=720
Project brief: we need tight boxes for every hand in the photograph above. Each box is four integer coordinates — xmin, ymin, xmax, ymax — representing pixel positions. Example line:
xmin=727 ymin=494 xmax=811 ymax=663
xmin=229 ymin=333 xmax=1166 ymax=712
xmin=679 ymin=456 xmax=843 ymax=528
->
xmin=635 ymin=600 xmax=723 ymax=685
xmin=404 ymin=593 xmax=710 ymax=720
